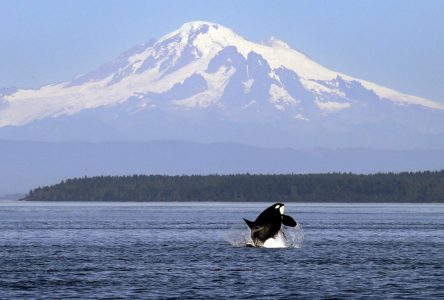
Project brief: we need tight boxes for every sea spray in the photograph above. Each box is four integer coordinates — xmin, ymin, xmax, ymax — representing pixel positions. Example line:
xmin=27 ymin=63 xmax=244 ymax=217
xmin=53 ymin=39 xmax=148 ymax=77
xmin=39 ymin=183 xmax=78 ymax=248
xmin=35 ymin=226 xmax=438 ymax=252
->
xmin=225 ymin=223 xmax=304 ymax=248
xmin=224 ymin=224 xmax=251 ymax=247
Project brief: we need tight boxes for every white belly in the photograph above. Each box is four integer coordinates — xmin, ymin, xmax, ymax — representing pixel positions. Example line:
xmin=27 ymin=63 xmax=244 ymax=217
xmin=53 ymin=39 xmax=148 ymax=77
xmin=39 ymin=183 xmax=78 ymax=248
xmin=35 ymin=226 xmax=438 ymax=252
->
xmin=262 ymin=231 xmax=287 ymax=248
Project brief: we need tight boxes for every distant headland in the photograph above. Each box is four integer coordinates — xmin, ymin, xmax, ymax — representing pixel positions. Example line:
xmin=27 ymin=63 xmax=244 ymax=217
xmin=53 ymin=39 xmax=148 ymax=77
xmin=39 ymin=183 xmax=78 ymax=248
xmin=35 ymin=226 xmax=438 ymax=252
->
xmin=22 ymin=171 xmax=444 ymax=202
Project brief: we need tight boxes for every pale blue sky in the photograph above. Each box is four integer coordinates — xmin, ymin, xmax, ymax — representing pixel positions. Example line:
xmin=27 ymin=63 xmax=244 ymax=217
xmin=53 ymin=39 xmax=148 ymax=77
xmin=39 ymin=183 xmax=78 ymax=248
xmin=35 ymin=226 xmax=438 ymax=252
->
xmin=1 ymin=0 xmax=443 ymax=103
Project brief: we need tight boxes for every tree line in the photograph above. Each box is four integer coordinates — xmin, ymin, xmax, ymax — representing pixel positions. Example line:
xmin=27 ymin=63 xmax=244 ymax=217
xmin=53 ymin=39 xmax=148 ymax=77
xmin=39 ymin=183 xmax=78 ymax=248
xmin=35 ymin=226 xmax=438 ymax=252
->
xmin=22 ymin=171 xmax=444 ymax=202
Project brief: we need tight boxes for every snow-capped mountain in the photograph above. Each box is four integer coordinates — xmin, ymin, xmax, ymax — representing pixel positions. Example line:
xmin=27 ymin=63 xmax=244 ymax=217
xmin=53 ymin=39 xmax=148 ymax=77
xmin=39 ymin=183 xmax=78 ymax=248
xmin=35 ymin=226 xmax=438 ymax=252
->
xmin=1 ymin=21 xmax=443 ymax=148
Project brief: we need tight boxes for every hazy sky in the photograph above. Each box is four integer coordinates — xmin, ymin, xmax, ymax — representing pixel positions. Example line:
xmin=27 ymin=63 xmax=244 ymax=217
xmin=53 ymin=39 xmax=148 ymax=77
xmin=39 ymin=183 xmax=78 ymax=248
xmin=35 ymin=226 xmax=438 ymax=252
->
xmin=1 ymin=0 xmax=443 ymax=103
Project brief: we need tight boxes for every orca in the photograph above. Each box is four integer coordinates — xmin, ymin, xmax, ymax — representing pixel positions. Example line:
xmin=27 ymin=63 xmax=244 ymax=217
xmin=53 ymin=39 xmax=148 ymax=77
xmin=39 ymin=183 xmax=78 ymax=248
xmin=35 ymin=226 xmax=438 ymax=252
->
xmin=243 ymin=203 xmax=297 ymax=247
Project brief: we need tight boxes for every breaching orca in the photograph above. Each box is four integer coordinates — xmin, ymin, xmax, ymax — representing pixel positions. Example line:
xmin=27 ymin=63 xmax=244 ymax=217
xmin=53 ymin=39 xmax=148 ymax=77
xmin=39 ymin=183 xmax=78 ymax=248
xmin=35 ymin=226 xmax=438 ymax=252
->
xmin=243 ymin=203 xmax=297 ymax=247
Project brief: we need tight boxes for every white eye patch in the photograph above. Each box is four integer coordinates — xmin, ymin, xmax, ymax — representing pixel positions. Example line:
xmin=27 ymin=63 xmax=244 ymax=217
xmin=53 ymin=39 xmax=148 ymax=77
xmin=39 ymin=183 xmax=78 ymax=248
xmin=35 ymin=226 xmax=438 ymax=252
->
xmin=275 ymin=205 xmax=280 ymax=209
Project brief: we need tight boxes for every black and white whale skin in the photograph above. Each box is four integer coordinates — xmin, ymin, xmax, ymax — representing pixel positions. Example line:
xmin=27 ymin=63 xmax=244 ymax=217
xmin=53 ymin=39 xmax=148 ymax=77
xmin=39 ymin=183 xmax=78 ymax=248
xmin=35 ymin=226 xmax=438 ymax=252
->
xmin=243 ymin=203 xmax=297 ymax=247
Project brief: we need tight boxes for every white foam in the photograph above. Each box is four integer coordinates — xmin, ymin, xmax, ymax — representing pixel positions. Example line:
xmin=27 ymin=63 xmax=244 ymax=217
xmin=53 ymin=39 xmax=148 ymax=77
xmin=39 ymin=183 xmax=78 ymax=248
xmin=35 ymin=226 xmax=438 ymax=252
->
xmin=263 ymin=231 xmax=287 ymax=248
xmin=225 ymin=223 xmax=304 ymax=249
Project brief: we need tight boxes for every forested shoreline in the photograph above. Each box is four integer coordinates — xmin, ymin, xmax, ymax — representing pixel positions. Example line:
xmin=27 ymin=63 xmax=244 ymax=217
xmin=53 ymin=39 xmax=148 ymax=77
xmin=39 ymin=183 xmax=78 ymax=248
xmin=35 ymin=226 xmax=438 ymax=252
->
xmin=22 ymin=171 xmax=444 ymax=202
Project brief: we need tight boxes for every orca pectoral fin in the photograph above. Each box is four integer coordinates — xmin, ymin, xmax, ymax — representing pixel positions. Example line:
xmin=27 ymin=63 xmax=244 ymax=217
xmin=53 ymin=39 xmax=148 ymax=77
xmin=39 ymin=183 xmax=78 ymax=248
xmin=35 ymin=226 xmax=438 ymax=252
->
xmin=282 ymin=215 xmax=297 ymax=227
xmin=243 ymin=218 xmax=256 ymax=229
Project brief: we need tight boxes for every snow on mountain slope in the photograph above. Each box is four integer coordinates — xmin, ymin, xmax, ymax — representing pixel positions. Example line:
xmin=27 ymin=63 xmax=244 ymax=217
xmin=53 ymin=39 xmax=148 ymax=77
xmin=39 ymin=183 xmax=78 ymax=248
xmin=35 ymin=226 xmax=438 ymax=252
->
xmin=0 ymin=21 xmax=443 ymax=131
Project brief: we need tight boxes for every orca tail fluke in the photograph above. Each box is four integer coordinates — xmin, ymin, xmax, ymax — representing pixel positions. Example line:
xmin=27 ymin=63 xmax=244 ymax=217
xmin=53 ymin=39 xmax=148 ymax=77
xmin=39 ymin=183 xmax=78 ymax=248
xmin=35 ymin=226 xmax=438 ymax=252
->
xmin=243 ymin=218 xmax=255 ymax=229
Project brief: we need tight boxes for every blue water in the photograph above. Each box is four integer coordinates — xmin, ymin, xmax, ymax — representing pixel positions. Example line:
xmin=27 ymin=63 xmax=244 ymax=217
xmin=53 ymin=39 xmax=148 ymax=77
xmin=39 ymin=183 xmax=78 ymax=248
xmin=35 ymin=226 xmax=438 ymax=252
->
xmin=0 ymin=202 xmax=443 ymax=299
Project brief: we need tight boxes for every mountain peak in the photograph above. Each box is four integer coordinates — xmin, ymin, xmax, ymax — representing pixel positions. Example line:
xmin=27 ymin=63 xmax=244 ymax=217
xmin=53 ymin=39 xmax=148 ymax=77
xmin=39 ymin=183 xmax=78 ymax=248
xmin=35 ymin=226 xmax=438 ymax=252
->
xmin=168 ymin=20 xmax=237 ymax=45
xmin=179 ymin=20 xmax=221 ymax=31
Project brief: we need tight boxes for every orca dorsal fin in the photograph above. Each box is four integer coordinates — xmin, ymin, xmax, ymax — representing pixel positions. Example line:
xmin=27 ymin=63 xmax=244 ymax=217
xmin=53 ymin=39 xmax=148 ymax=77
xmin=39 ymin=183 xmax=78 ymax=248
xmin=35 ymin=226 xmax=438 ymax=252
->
xmin=243 ymin=218 xmax=256 ymax=229
xmin=282 ymin=214 xmax=297 ymax=227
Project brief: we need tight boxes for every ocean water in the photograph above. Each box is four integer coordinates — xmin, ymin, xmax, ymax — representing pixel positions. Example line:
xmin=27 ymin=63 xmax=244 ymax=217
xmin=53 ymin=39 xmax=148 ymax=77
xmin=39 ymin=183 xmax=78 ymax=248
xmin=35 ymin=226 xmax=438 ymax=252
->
xmin=0 ymin=201 xmax=443 ymax=299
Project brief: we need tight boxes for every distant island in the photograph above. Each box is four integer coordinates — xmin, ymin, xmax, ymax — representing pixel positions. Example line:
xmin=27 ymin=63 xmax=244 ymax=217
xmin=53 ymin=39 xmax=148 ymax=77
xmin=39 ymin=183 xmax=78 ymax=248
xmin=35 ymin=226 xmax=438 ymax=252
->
xmin=22 ymin=171 xmax=444 ymax=202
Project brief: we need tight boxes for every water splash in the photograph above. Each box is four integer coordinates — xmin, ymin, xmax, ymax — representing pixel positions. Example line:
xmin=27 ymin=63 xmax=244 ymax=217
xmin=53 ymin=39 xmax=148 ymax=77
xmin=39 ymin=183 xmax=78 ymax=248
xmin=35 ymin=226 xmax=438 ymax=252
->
xmin=224 ymin=224 xmax=251 ymax=247
xmin=284 ymin=223 xmax=304 ymax=248
xmin=225 ymin=223 xmax=304 ymax=248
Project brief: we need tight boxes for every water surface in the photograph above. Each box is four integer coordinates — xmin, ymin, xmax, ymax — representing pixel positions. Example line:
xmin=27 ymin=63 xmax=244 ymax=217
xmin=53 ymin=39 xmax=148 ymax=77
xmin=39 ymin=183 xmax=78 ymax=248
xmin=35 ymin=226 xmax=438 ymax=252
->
xmin=1 ymin=202 xmax=443 ymax=299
